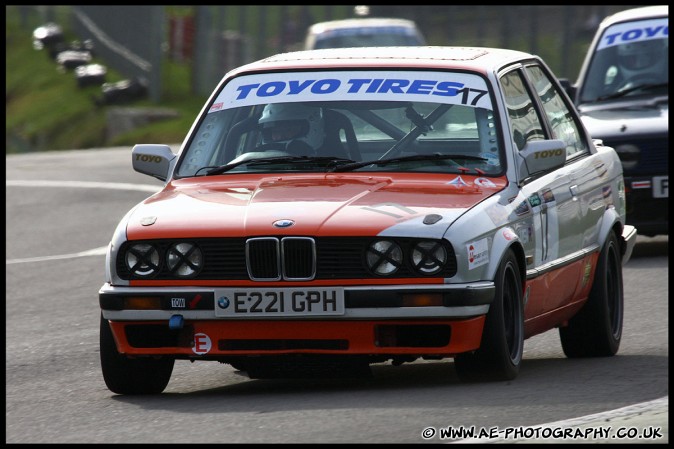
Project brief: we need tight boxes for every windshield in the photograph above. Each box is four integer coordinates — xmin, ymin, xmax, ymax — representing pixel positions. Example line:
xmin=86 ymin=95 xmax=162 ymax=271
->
xmin=578 ymin=16 xmax=668 ymax=103
xmin=176 ymin=70 xmax=504 ymax=177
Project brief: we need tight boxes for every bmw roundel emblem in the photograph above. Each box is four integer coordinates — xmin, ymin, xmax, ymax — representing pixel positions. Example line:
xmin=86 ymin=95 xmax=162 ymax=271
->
xmin=217 ymin=296 xmax=230 ymax=309
xmin=273 ymin=219 xmax=295 ymax=228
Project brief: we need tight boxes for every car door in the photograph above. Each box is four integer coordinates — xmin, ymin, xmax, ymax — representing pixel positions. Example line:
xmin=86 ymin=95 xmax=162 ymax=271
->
xmin=522 ymin=64 xmax=602 ymax=255
xmin=500 ymin=67 xmax=583 ymax=319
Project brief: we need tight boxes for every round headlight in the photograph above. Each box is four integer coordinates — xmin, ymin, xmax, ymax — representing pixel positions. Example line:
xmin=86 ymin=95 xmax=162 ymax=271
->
xmin=125 ymin=243 xmax=160 ymax=277
xmin=412 ymin=241 xmax=447 ymax=274
xmin=166 ymin=242 xmax=203 ymax=277
xmin=366 ymin=240 xmax=403 ymax=275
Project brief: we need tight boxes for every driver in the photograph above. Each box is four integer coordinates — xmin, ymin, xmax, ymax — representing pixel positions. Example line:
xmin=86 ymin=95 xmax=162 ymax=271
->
xmin=615 ymin=38 xmax=667 ymax=86
xmin=258 ymin=103 xmax=325 ymax=155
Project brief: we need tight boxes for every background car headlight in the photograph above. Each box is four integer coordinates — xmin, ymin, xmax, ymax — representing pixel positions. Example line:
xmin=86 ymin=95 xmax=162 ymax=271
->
xmin=125 ymin=243 xmax=160 ymax=277
xmin=411 ymin=240 xmax=447 ymax=274
xmin=166 ymin=242 xmax=203 ymax=277
xmin=366 ymin=240 xmax=403 ymax=275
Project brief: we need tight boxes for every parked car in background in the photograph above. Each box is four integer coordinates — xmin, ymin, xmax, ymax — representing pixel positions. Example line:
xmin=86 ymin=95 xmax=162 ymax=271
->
xmin=561 ymin=5 xmax=668 ymax=236
xmin=99 ymin=45 xmax=636 ymax=394
xmin=304 ymin=17 xmax=426 ymax=50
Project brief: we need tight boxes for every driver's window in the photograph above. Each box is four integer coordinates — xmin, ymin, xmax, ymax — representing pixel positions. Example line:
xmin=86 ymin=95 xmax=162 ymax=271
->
xmin=524 ymin=64 xmax=588 ymax=158
xmin=500 ymin=70 xmax=545 ymax=151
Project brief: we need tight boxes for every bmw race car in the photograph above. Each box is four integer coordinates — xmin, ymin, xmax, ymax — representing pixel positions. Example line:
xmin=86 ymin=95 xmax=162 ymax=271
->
xmin=99 ymin=46 xmax=637 ymax=394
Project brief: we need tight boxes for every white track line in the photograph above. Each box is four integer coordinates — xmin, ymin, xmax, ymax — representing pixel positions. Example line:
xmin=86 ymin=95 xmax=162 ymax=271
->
xmin=6 ymin=179 xmax=161 ymax=192
xmin=6 ymin=179 xmax=160 ymax=264
xmin=6 ymin=246 xmax=109 ymax=264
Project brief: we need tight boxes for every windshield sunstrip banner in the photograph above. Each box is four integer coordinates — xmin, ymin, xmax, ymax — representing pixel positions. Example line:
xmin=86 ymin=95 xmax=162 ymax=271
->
xmin=598 ymin=18 xmax=668 ymax=50
xmin=210 ymin=71 xmax=492 ymax=112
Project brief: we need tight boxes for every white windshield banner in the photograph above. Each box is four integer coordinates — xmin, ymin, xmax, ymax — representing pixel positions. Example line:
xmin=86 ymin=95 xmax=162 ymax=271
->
xmin=598 ymin=18 xmax=668 ymax=50
xmin=209 ymin=70 xmax=492 ymax=112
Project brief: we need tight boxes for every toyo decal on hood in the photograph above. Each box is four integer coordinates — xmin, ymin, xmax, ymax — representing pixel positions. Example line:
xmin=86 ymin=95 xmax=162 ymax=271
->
xmin=126 ymin=174 xmax=506 ymax=240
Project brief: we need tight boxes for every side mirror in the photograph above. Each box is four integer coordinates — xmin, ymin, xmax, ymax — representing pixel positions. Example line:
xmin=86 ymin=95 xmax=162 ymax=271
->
xmin=517 ymin=139 xmax=567 ymax=183
xmin=132 ymin=144 xmax=176 ymax=181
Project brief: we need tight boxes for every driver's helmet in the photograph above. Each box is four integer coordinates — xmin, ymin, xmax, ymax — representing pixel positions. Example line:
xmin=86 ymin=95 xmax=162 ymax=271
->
xmin=616 ymin=39 xmax=665 ymax=72
xmin=259 ymin=103 xmax=325 ymax=149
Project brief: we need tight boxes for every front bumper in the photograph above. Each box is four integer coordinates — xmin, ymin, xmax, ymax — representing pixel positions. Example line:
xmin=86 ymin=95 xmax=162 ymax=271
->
xmin=100 ymin=282 xmax=494 ymax=357
xmin=625 ymin=175 xmax=668 ymax=236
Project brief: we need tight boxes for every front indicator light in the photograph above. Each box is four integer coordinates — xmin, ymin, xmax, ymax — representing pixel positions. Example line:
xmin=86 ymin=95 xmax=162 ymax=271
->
xmin=124 ymin=296 xmax=162 ymax=309
xmin=402 ymin=293 xmax=444 ymax=307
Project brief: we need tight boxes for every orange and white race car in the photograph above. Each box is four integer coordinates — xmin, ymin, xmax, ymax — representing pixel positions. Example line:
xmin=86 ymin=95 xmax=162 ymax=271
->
xmin=99 ymin=46 xmax=637 ymax=394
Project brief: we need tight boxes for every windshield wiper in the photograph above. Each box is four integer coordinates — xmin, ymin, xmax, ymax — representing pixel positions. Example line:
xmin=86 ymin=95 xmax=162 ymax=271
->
xmin=595 ymin=82 xmax=668 ymax=102
xmin=330 ymin=153 xmax=487 ymax=173
xmin=200 ymin=156 xmax=355 ymax=176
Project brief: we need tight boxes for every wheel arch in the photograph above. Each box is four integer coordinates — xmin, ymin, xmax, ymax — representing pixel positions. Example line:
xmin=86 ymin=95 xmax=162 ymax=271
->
xmin=597 ymin=207 xmax=624 ymax=252
xmin=487 ymin=227 xmax=526 ymax=291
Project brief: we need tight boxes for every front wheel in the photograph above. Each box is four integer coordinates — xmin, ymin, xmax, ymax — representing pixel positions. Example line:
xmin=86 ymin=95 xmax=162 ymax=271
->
xmin=455 ymin=249 xmax=524 ymax=382
xmin=559 ymin=231 xmax=623 ymax=357
xmin=100 ymin=315 xmax=174 ymax=394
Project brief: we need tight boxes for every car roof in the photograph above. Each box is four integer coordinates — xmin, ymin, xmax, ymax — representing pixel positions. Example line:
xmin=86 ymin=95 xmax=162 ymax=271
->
xmin=307 ymin=17 xmax=420 ymax=33
xmin=599 ymin=5 xmax=668 ymax=28
xmin=228 ymin=46 xmax=535 ymax=77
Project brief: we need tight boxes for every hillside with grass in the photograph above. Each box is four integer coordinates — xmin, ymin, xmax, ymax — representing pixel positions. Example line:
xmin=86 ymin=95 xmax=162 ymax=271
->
xmin=5 ymin=6 xmax=204 ymax=154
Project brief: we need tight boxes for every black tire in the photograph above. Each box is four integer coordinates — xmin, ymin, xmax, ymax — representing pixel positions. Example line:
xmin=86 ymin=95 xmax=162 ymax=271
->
xmin=560 ymin=231 xmax=623 ymax=357
xmin=100 ymin=315 xmax=174 ymax=395
xmin=455 ymin=249 xmax=524 ymax=382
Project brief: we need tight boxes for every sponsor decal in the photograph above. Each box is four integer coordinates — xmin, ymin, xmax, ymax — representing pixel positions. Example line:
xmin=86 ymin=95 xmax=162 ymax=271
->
xmin=188 ymin=294 xmax=203 ymax=309
xmin=474 ymin=177 xmax=497 ymax=188
xmin=502 ymin=228 xmax=517 ymax=241
xmin=528 ymin=193 xmax=542 ymax=208
xmin=485 ymin=203 xmax=509 ymax=226
xmin=631 ymin=180 xmax=651 ymax=189
xmin=467 ymin=238 xmax=489 ymax=270
xmin=541 ymin=188 xmax=555 ymax=203
xmin=168 ymin=293 xmax=204 ymax=309
xmin=514 ymin=200 xmax=530 ymax=216
xmin=447 ymin=175 xmax=468 ymax=187
xmin=533 ymin=148 xmax=563 ymax=159
xmin=212 ymin=71 xmax=493 ymax=111
xmin=192 ymin=333 xmax=212 ymax=355
xmin=598 ymin=18 xmax=668 ymax=50
xmin=134 ymin=154 xmax=163 ymax=164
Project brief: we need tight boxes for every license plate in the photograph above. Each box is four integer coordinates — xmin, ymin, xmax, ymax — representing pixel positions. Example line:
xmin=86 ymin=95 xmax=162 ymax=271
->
xmin=214 ymin=288 xmax=345 ymax=317
xmin=653 ymin=176 xmax=668 ymax=198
